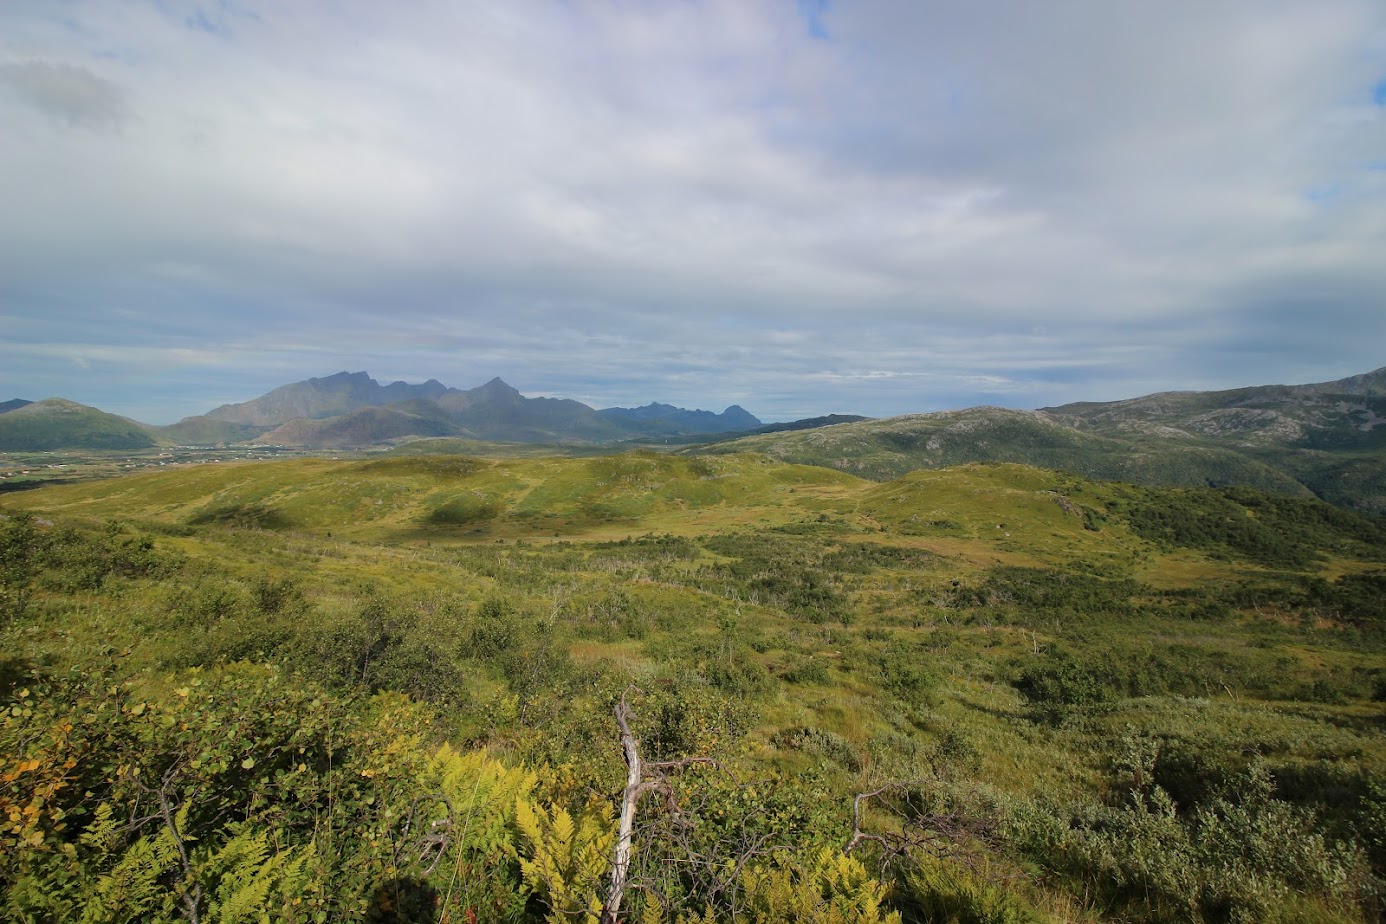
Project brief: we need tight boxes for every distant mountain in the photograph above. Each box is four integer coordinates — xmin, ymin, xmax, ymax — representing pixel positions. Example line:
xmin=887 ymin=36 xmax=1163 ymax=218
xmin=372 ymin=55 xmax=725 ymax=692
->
xmin=253 ymin=406 xmax=461 ymax=449
xmin=1039 ymin=366 xmax=1386 ymax=451
xmin=431 ymin=377 xmax=636 ymax=443
xmin=6 ymin=375 xmax=769 ymax=451
xmin=1038 ymin=367 xmax=1386 ymax=512
xmin=0 ymin=399 xmax=158 ymax=451
xmin=203 ymin=372 xmax=764 ymax=447
xmin=694 ymin=368 xmax=1386 ymax=515
xmin=9 ymin=368 xmax=1381 ymax=513
xmin=598 ymin=402 xmax=762 ymax=434
xmin=627 ymin=413 xmax=873 ymax=448
xmin=150 ymin=416 xmax=268 ymax=446
xmin=696 ymin=405 xmax=1308 ymax=491
xmin=204 ymin=371 xmax=449 ymax=426
xmin=749 ymin=414 xmax=869 ymax=435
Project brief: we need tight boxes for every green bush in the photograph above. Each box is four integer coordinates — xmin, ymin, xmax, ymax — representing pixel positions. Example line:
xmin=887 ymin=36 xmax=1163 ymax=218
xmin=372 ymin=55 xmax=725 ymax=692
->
xmin=1014 ymin=649 xmax=1115 ymax=723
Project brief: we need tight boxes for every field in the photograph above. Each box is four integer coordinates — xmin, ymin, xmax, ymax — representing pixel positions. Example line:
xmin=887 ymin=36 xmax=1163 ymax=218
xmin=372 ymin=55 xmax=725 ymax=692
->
xmin=2 ymin=451 xmax=1384 ymax=923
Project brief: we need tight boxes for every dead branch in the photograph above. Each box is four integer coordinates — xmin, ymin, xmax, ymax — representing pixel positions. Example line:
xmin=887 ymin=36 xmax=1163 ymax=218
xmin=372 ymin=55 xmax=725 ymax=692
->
xmin=601 ymin=689 xmax=732 ymax=924
xmin=843 ymin=781 xmax=999 ymax=872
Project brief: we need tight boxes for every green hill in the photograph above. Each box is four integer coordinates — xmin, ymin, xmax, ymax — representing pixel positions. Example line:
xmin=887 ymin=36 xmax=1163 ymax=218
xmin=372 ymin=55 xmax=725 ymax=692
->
xmin=2 ymin=451 xmax=862 ymax=540
xmin=0 ymin=398 xmax=159 ymax=451
xmin=4 ymin=453 xmax=1385 ymax=922
xmin=150 ymin=415 xmax=268 ymax=446
xmin=694 ymin=406 xmax=1311 ymax=495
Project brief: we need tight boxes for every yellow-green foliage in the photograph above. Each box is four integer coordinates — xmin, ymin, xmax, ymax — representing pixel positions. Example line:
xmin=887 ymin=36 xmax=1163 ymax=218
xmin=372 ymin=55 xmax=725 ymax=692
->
xmin=515 ymin=798 xmax=616 ymax=924
xmin=735 ymin=848 xmax=902 ymax=924
xmin=4 ymin=455 xmax=1386 ymax=924
xmin=66 ymin=804 xmax=317 ymax=924
xmin=76 ymin=801 xmax=185 ymax=923
xmin=428 ymin=742 xmax=537 ymax=858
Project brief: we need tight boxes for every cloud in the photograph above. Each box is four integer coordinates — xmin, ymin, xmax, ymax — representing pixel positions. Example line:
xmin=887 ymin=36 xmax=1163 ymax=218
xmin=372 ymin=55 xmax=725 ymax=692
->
xmin=1 ymin=1 xmax=1384 ymax=423
xmin=0 ymin=60 xmax=130 ymax=129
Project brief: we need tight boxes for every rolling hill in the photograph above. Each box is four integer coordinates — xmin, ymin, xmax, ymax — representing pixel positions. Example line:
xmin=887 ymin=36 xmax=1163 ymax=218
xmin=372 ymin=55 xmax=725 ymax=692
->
xmin=1041 ymin=365 xmax=1386 ymax=450
xmin=0 ymin=398 xmax=158 ymax=451
xmin=4 ymin=450 xmax=1385 ymax=922
xmin=694 ymin=368 xmax=1386 ymax=514
xmin=694 ymin=406 xmax=1311 ymax=489
xmin=5 ymin=367 xmax=1384 ymax=514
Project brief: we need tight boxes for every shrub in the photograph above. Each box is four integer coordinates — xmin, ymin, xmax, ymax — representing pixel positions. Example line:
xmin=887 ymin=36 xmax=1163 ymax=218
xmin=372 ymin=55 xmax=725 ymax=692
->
xmin=1014 ymin=650 xmax=1114 ymax=723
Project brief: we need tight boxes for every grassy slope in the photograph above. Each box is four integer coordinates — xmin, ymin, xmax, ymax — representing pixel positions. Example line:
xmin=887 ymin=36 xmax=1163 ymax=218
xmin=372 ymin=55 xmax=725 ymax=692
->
xmin=4 ymin=453 xmax=1384 ymax=921
xmin=0 ymin=398 xmax=160 ymax=451
xmin=694 ymin=408 xmax=1313 ymax=495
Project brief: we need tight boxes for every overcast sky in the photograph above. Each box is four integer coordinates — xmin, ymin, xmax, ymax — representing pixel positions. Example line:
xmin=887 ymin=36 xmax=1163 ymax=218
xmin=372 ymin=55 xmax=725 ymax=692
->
xmin=2 ymin=1 xmax=1384 ymax=424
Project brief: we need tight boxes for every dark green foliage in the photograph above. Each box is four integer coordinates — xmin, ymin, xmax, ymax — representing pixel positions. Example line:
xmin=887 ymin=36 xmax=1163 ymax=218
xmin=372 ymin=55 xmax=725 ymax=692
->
xmin=979 ymin=567 xmax=1141 ymax=624
xmin=700 ymin=532 xmax=851 ymax=622
xmin=250 ymin=573 xmax=307 ymax=616
xmin=701 ymin=645 xmax=775 ymax=697
xmin=467 ymin=593 xmax=527 ymax=659
xmin=570 ymin=587 xmax=651 ymax=641
xmin=187 ymin=502 xmax=295 ymax=530
xmin=306 ymin=596 xmax=465 ymax=703
xmin=752 ymin=567 xmax=848 ymax=623
xmin=1317 ymin=571 xmax=1386 ymax=624
xmin=636 ymin=682 xmax=756 ymax=761
xmin=35 ymin=520 xmax=172 ymax=592
xmin=1124 ymin=486 xmax=1386 ymax=567
xmin=782 ymin=654 xmax=831 ymax=685
xmin=1014 ymin=762 xmax=1376 ymax=923
xmin=1014 ymin=649 xmax=1115 ymax=722
xmin=1221 ymin=570 xmax=1386 ymax=627
xmin=879 ymin=648 xmax=939 ymax=706
xmin=0 ymin=513 xmax=39 ymax=623
xmin=425 ymin=493 xmax=501 ymax=525
xmin=591 ymin=532 xmax=701 ymax=563
xmin=356 ymin=455 xmax=482 ymax=477
xmin=822 ymin=543 xmax=938 ymax=574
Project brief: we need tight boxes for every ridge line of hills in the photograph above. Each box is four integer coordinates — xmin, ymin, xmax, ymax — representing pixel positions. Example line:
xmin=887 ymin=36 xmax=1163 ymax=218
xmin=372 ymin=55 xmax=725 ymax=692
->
xmin=0 ymin=371 xmax=769 ymax=451
xmin=2 ymin=365 xmax=1384 ymax=514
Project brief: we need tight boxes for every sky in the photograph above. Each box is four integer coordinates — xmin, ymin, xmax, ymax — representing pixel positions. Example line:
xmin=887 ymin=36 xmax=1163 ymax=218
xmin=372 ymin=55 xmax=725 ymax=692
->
xmin=2 ymin=1 xmax=1385 ymax=425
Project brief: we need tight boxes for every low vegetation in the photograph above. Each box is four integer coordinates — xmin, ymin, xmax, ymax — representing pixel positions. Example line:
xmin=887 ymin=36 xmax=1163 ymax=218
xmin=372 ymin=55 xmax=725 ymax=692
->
xmin=2 ymin=453 xmax=1384 ymax=922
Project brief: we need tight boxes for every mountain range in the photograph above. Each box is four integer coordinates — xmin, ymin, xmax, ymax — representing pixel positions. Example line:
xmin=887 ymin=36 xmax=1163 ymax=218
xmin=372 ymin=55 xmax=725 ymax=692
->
xmin=3 ymin=366 xmax=1384 ymax=514
xmin=0 ymin=372 xmax=765 ymax=451
xmin=695 ymin=366 xmax=1386 ymax=515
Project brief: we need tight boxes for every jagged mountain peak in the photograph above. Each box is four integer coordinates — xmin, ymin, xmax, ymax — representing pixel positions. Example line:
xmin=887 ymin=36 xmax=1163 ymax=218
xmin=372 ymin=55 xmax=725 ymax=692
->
xmin=474 ymin=377 xmax=521 ymax=396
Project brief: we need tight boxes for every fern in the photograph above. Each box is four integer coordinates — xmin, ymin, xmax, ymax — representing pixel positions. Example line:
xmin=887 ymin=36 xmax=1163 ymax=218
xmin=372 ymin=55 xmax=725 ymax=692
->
xmin=428 ymin=742 xmax=536 ymax=860
xmin=203 ymin=825 xmax=276 ymax=924
xmin=737 ymin=848 xmax=902 ymax=924
xmin=79 ymin=804 xmax=183 ymax=924
xmin=515 ymin=797 xmax=615 ymax=924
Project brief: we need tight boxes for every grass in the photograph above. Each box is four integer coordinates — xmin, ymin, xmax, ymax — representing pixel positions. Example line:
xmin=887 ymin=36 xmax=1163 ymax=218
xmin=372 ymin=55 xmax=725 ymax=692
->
xmin=3 ymin=452 xmax=1384 ymax=922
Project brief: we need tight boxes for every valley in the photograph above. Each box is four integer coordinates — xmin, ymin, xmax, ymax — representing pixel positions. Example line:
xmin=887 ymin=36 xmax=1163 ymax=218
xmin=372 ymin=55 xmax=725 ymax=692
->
xmin=2 ymin=451 xmax=1384 ymax=922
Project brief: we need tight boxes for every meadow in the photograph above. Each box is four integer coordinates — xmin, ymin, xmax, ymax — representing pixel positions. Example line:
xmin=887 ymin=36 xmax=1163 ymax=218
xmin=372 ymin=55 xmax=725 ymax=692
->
xmin=2 ymin=451 xmax=1383 ymax=923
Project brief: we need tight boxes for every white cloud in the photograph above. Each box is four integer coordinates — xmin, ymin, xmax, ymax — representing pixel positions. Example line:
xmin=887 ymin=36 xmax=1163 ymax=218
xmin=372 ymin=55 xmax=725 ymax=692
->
xmin=1 ymin=0 xmax=1384 ymax=422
